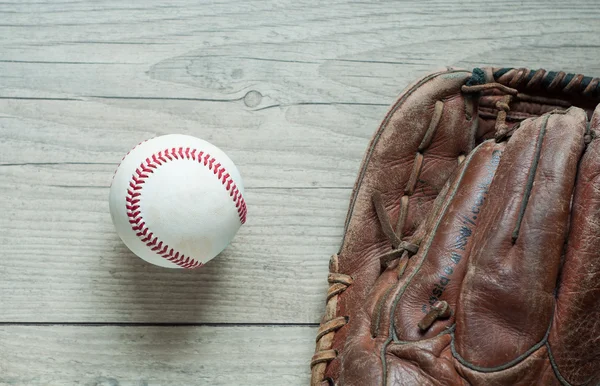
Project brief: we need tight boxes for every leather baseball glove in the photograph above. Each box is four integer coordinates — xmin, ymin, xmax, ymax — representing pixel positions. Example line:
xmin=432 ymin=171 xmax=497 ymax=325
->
xmin=311 ymin=67 xmax=600 ymax=386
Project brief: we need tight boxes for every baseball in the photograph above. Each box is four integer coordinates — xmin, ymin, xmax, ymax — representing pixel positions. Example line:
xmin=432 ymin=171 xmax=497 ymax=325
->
xmin=109 ymin=134 xmax=247 ymax=269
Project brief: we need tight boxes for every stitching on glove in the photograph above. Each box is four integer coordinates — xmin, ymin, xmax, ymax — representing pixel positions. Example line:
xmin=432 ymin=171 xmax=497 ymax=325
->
xmin=311 ymin=349 xmax=338 ymax=367
xmin=462 ymin=82 xmax=518 ymax=95
xmin=466 ymin=67 xmax=599 ymax=145
xmin=462 ymin=84 xmax=518 ymax=141
xmin=419 ymin=100 xmax=444 ymax=151
xmin=379 ymin=147 xmax=483 ymax=384
xmin=563 ymin=74 xmax=585 ymax=93
xmin=465 ymin=67 xmax=486 ymax=86
xmin=511 ymin=115 xmax=549 ymax=243
xmin=326 ymin=283 xmax=347 ymax=301
xmin=370 ymin=100 xmax=446 ymax=269
xmin=368 ymin=101 xmax=455 ymax=339
xmin=548 ymin=71 xmax=567 ymax=91
xmin=337 ymin=70 xmax=470 ymax=249
xmin=417 ymin=300 xmax=451 ymax=331
xmin=509 ymin=68 xmax=529 ymax=88
xmin=316 ymin=317 xmax=349 ymax=342
xmin=312 ymin=69 xmax=471 ymax=385
xmin=449 ymin=323 xmax=552 ymax=374
xmin=371 ymin=284 xmax=396 ymax=338
xmin=492 ymin=67 xmax=600 ymax=98
xmin=583 ymin=78 xmax=600 ymax=96
xmin=493 ymin=95 xmax=514 ymax=141
xmin=546 ymin=341 xmax=575 ymax=386
xmin=311 ymin=253 xmax=353 ymax=384
xmin=372 ymin=190 xmax=402 ymax=248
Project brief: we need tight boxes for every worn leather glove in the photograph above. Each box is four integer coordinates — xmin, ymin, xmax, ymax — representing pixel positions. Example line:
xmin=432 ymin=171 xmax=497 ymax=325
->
xmin=311 ymin=67 xmax=600 ymax=386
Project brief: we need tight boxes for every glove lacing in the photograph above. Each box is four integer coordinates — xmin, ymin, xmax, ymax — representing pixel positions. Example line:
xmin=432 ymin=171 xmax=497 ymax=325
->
xmin=371 ymin=190 xmax=419 ymax=269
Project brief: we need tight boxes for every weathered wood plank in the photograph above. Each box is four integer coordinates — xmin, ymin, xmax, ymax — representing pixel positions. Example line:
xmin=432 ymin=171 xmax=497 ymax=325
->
xmin=0 ymin=101 xmax=379 ymax=189
xmin=0 ymin=325 xmax=315 ymax=386
xmin=1 ymin=1 xmax=599 ymax=105
xmin=0 ymin=163 xmax=348 ymax=322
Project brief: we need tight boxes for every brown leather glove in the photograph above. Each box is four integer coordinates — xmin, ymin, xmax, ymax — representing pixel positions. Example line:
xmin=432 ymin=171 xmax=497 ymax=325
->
xmin=311 ymin=67 xmax=600 ymax=386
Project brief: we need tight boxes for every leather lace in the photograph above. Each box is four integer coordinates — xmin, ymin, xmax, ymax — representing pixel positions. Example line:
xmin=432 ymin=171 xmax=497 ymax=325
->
xmin=371 ymin=190 xmax=419 ymax=269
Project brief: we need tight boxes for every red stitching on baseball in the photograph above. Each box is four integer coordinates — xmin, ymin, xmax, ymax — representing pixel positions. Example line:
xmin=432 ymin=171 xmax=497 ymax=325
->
xmin=125 ymin=147 xmax=247 ymax=269
xmin=112 ymin=138 xmax=151 ymax=182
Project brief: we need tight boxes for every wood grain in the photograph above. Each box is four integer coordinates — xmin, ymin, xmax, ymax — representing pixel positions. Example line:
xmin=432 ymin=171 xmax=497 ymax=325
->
xmin=0 ymin=101 xmax=378 ymax=189
xmin=0 ymin=325 xmax=315 ymax=385
xmin=0 ymin=163 xmax=348 ymax=322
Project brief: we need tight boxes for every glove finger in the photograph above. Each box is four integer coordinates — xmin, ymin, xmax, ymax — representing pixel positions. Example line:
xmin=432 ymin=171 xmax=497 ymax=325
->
xmin=339 ymin=140 xmax=504 ymax=385
xmin=454 ymin=107 xmax=587 ymax=369
xmin=337 ymin=140 xmax=482 ymax=386
xmin=549 ymin=105 xmax=600 ymax=385
xmin=387 ymin=140 xmax=504 ymax=341
xmin=321 ymin=69 xmax=478 ymax=381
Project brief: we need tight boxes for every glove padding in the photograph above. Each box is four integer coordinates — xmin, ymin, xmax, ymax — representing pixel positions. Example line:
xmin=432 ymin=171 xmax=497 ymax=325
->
xmin=311 ymin=67 xmax=600 ymax=386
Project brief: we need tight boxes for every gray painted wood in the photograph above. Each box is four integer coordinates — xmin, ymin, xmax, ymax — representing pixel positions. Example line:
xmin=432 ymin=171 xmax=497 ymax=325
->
xmin=0 ymin=166 xmax=344 ymax=322
xmin=0 ymin=326 xmax=315 ymax=385
xmin=0 ymin=0 xmax=599 ymax=384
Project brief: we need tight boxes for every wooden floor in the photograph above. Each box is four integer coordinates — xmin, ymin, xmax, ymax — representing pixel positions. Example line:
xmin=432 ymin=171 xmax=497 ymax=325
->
xmin=1 ymin=1 xmax=599 ymax=385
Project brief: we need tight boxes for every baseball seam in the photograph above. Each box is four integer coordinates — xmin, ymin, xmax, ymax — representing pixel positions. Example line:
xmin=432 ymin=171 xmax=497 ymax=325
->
xmin=125 ymin=146 xmax=247 ymax=269
xmin=112 ymin=138 xmax=150 ymax=182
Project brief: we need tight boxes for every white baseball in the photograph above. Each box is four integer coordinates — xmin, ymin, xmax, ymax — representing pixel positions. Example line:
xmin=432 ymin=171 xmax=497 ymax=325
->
xmin=109 ymin=134 xmax=246 ymax=269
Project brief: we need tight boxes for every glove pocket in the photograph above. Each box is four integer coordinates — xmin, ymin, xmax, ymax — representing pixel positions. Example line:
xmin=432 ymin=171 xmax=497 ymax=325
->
xmin=368 ymin=140 xmax=505 ymax=342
